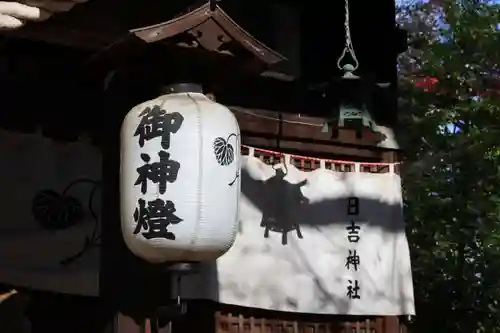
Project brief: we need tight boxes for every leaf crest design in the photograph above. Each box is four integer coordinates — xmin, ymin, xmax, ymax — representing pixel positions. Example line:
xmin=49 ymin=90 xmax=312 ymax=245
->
xmin=32 ymin=190 xmax=83 ymax=231
xmin=213 ymin=136 xmax=235 ymax=166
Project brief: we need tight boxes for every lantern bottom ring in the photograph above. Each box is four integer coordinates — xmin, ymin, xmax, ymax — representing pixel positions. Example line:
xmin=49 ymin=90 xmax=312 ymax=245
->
xmin=165 ymin=261 xmax=201 ymax=275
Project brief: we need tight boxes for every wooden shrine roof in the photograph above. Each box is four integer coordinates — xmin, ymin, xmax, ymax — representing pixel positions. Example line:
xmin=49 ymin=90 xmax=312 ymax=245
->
xmin=0 ymin=0 xmax=402 ymax=161
xmin=0 ymin=0 xmax=295 ymax=82
xmin=130 ymin=3 xmax=286 ymax=65
xmin=0 ymin=0 xmax=285 ymax=63
xmin=229 ymin=106 xmax=400 ymax=160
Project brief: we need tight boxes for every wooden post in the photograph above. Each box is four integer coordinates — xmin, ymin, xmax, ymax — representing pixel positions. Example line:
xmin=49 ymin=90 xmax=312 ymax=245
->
xmin=100 ymin=78 xmax=126 ymax=333
xmin=100 ymin=73 xmax=176 ymax=333
xmin=116 ymin=314 xmax=172 ymax=333
xmin=384 ymin=316 xmax=400 ymax=333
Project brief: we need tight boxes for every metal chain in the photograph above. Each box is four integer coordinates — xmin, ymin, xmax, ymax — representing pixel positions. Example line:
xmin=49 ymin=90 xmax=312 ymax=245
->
xmin=336 ymin=0 xmax=359 ymax=72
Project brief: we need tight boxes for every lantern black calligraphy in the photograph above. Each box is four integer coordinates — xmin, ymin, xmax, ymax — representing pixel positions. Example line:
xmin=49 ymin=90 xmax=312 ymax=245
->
xmin=347 ymin=280 xmax=361 ymax=299
xmin=345 ymin=249 xmax=360 ymax=271
xmin=347 ymin=197 xmax=359 ymax=215
xmin=135 ymin=151 xmax=180 ymax=195
xmin=133 ymin=198 xmax=182 ymax=240
xmin=134 ymin=105 xmax=184 ymax=149
xmin=346 ymin=220 xmax=361 ymax=243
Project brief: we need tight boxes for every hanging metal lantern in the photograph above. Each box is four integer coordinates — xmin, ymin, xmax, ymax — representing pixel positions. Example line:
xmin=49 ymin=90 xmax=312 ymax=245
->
xmin=322 ymin=65 xmax=387 ymax=139
xmin=321 ymin=0 xmax=390 ymax=141
xmin=120 ymin=83 xmax=240 ymax=264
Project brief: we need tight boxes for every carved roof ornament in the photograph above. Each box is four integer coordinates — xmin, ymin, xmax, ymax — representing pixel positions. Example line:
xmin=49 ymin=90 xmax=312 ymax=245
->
xmin=130 ymin=1 xmax=286 ymax=65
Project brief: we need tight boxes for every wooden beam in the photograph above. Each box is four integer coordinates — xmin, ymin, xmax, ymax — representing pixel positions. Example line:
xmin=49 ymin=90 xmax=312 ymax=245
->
xmin=241 ymin=136 xmax=384 ymax=160
xmin=232 ymin=107 xmax=388 ymax=149
xmin=2 ymin=23 xmax=117 ymax=50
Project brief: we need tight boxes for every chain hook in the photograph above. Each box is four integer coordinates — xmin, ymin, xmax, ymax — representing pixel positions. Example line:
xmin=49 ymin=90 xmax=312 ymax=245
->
xmin=175 ymin=274 xmax=187 ymax=315
xmin=336 ymin=0 xmax=359 ymax=76
xmin=176 ymin=275 xmax=182 ymax=305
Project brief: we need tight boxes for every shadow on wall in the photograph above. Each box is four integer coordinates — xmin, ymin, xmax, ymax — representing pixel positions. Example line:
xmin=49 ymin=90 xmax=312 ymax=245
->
xmin=240 ymin=167 xmax=404 ymax=241
xmin=221 ymin=166 xmax=409 ymax=315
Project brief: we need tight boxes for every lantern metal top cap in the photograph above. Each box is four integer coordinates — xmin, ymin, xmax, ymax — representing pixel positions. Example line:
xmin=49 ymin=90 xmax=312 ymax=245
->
xmin=161 ymin=83 xmax=203 ymax=95
xmin=342 ymin=64 xmax=359 ymax=80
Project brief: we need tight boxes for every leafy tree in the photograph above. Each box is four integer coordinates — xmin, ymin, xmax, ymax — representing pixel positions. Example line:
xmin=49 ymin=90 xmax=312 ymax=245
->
xmin=397 ymin=1 xmax=500 ymax=332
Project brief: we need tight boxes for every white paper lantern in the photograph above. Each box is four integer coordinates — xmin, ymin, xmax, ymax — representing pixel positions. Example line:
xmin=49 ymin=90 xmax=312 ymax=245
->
xmin=120 ymin=84 xmax=240 ymax=264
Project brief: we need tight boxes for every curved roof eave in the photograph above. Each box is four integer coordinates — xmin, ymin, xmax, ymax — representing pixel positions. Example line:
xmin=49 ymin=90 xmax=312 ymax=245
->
xmin=130 ymin=2 xmax=286 ymax=66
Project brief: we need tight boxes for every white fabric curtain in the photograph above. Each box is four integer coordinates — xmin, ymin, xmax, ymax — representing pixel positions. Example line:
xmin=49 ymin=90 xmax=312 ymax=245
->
xmin=183 ymin=154 xmax=415 ymax=315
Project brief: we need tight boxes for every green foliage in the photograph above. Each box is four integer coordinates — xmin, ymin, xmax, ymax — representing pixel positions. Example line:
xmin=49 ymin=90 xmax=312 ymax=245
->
xmin=397 ymin=1 xmax=500 ymax=332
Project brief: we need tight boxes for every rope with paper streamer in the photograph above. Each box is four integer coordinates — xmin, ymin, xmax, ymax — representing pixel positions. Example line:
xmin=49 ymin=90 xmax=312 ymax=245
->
xmin=240 ymin=145 xmax=401 ymax=174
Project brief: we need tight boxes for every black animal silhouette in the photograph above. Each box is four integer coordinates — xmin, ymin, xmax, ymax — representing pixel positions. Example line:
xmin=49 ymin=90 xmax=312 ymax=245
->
xmin=242 ymin=166 xmax=309 ymax=245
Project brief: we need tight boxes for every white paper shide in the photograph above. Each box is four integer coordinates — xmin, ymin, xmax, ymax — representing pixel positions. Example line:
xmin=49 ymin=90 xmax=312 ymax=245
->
xmin=120 ymin=91 xmax=241 ymax=263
